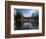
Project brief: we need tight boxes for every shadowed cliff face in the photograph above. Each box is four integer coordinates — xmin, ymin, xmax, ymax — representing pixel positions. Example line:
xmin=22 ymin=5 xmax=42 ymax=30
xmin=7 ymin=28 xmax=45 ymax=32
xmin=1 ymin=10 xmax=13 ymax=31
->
xmin=15 ymin=12 xmax=23 ymax=30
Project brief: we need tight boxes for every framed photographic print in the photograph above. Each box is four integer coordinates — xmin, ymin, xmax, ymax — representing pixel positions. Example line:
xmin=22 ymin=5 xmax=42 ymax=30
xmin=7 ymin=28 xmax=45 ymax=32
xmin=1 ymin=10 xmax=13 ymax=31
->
xmin=5 ymin=1 xmax=45 ymax=38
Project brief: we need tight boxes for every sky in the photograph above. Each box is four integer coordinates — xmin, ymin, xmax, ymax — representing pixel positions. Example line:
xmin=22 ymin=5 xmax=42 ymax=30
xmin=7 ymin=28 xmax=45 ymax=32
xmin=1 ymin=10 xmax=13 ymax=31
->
xmin=14 ymin=9 xmax=39 ymax=17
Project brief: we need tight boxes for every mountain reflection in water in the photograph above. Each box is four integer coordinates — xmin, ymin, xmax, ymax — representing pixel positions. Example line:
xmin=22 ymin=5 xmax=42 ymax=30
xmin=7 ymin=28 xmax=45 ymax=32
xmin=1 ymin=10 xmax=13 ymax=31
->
xmin=15 ymin=21 xmax=39 ymax=30
xmin=23 ymin=22 xmax=32 ymax=29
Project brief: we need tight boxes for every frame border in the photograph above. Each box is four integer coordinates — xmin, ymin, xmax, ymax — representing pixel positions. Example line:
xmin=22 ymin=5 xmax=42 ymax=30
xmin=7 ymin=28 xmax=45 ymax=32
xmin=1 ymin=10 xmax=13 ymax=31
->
xmin=5 ymin=1 xmax=45 ymax=38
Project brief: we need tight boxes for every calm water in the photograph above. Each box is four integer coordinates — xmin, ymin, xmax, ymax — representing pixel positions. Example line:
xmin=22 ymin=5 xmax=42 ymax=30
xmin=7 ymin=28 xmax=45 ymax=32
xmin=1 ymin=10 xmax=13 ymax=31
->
xmin=15 ymin=21 xmax=39 ymax=30
xmin=23 ymin=22 xmax=38 ymax=30
xmin=23 ymin=22 xmax=32 ymax=29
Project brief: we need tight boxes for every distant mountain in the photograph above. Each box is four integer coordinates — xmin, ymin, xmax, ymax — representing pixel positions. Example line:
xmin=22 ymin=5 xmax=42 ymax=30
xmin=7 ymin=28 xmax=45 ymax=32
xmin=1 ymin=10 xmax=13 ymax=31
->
xmin=32 ymin=10 xmax=39 ymax=17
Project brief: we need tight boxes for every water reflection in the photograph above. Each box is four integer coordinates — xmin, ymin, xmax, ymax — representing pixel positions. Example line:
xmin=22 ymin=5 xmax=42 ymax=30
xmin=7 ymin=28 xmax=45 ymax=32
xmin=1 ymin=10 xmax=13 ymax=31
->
xmin=23 ymin=21 xmax=39 ymax=30
xmin=15 ymin=21 xmax=39 ymax=30
xmin=23 ymin=22 xmax=32 ymax=29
